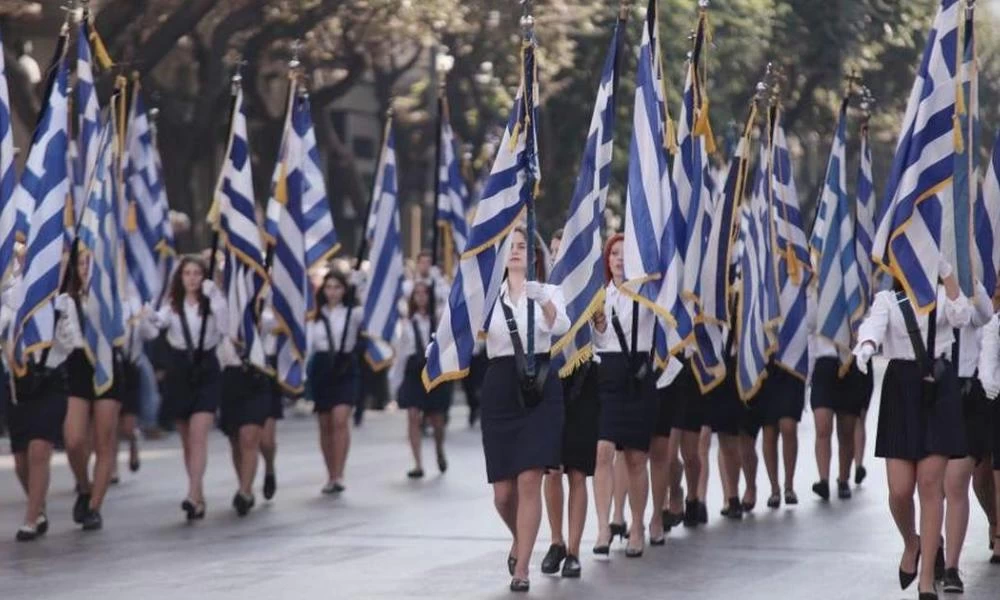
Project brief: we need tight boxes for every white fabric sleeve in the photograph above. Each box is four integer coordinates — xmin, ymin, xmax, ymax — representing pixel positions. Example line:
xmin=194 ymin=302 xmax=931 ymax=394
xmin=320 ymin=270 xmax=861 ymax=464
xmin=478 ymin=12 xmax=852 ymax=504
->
xmin=854 ymin=291 xmax=891 ymax=351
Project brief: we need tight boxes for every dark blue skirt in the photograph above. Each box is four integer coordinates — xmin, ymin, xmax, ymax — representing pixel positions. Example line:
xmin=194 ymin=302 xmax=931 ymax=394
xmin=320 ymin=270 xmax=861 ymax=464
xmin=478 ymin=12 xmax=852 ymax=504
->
xmin=397 ymin=357 xmax=453 ymax=414
xmin=219 ymin=365 xmax=273 ymax=435
xmin=561 ymin=362 xmax=600 ymax=476
xmin=308 ymin=352 xmax=360 ymax=413
xmin=163 ymin=349 xmax=222 ymax=422
xmin=757 ymin=363 xmax=806 ymax=425
xmin=480 ymin=355 xmax=563 ymax=483
xmin=876 ymin=359 xmax=966 ymax=461
xmin=597 ymin=353 xmax=657 ymax=452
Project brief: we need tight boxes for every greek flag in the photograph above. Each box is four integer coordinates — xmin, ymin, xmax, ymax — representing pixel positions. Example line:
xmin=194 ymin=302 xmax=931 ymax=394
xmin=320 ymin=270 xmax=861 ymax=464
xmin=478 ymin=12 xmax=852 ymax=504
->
xmin=855 ymin=121 xmax=876 ymax=313
xmin=78 ymin=115 xmax=125 ymax=395
xmin=548 ymin=21 xmax=621 ymax=377
xmin=873 ymin=0 xmax=959 ymax=313
xmin=123 ymin=85 xmax=168 ymax=305
xmin=73 ymin=20 xmax=101 ymax=229
xmin=9 ymin=45 xmax=70 ymax=374
xmin=977 ymin=132 xmax=1000 ymax=296
xmin=437 ymin=102 xmax=470 ymax=268
xmin=770 ymin=111 xmax=811 ymax=379
xmin=361 ymin=120 xmax=404 ymax=370
xmin=266 ymin=84 xmax=340 ymax=393
xmin=423 ymin=39 xmax=539 ymax=391
xmin=953 ymin=2 xmax=978 ymax=297
xmin=623 ymin=0 xmax=680 ymax=330
xmin=737 ymin=143 xmax=775 ymax=400
xmin=810 ymin=99 xmax=860 ymax=367
xmin=214 ymin=86 xmax=268 ymax=370
xmin=0 ymin=27 xmax=17 ymax=282
xmin=149 ymin=115 xmax=175 ymax=288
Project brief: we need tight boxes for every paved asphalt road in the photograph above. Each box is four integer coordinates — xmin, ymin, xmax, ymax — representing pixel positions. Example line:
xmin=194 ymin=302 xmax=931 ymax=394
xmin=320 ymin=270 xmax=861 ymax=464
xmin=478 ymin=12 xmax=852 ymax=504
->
xmin=1 ymin=372 xmax=999 ymax=599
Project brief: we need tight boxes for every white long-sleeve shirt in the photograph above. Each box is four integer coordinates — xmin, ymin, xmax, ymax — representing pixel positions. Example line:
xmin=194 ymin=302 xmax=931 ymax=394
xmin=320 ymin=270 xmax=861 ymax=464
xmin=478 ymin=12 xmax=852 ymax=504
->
xmin=388 ymin=313 xmax=434 ymax=393
xmin=1 ymin=283 xmax=76 ymax=370
xmin=594 ymin=282 xmax=656 ymax=354
xmin=149 ymin=288 xmax=229 ymax=352
xmin=485 ymin=282 xmax=570 ymax=359
xmin=306 ymin=304 xmax=364 ymax=357
xmin=977 ymin=314 xmax=1000 ymax=397
xmin=855 ymin=287 xmax=971 ymax=361
xmin=951 ymin=281 xmax=993 ymax=378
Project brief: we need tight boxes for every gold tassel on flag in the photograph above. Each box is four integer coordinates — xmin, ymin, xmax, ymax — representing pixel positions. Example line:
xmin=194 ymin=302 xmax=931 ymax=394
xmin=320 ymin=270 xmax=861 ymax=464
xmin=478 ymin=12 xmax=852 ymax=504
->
xmin=88 ymin=21 xmax=114 ymax=70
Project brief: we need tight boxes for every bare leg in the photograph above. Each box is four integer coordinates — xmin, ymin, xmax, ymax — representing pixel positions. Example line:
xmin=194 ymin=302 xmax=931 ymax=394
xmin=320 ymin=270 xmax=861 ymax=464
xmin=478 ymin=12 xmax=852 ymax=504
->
xmin=719 ymin=433 xmax=741 ymax=502
xmin=697 ymin=427 xmax=711 ymax=502
xmin=943 ymin=457 xmax=974 ymax=569
xmin=513 ymin=469 xmax=544 ymax=580
xmin=624 ymin=449 xmax=650 ymax=550
xmin=238 ymin=425 xmax=262 ymax=496
xmin=331 ymin=405 xmax=352 ymax=483
xmin=566 ymin=471 xmax=588 ymax=557
xmin=543 ymin=471 xmax=565 ymax=546
xmin=24 ymin=441 xmax=53 ymax=527
xmin=993 ymin=470 xmax=1000 ymax=560
xmin=14 ymin=452 xmax=28 ymax=495
xmin=971 ymin=457 xmax=995 ymax=545
xmin=915 ymin=455 xmax=947 ymax=593
xmin=593 ymin=441 xmax=615 ymax=546
xmin=779 ymin=418 xmax=798 ymax=494
xmin=835 ymin=414 xmax=857 ymax=484
xmin=429 ymin=413 xmax=447 ymax=468
xmin=406 ymin=408 xmax=423 ymax=471
xmin=63 ymin=397 xmax=92 ymax=494
xmin=854 ymin=409 xmax=868 ymax=473
xmin=612 ymin=451 xmax=628 ymax=524
xmin=678 ymin=429 xmax=701 ymax=503
xmin=89 ymin=399 xmax=121 ymax=511
xmin=739 ymin=433 xmax=759 ymax=506
xmin=762 ymin=425 xmax=780 ymax=498
xmin=666 ymin=432 xmax=684 ymax=514
xmin=317 ymin=412 xmax=336 ymax=483
xmin=886 ymin=458 xmax=919 ymax=578
xmin=813 ymin=408 xmax=834 ymax=483
xmin=493 ymin=479 xmax=519 ymax=539
xmin=260 ymin=417 xmax=277 ymax=475
xmin=228 ymin=435 xmax=241 ymax=478
xmin=648 ymin=435 xmax=670 ymax=538
xmin=184 ymin=412 xmax=214 ymax=504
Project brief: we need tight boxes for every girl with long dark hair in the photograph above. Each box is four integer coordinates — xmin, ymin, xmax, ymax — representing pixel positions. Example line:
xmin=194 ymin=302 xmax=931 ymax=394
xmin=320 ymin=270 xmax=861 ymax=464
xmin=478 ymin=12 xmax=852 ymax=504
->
xmin=145 ymin=255 xmax=228 ymax=520
xmin=306 ymin=270 xmax=364 ymax=494
xmin=854 ymin=263 xmax=969 ymax=600
xmin=392 ymin=281 xmax=452 ymax=478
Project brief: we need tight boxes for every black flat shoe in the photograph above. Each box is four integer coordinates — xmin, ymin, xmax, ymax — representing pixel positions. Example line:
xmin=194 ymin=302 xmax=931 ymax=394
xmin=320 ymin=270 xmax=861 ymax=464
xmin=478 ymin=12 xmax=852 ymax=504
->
xmin=899 ymin=543 xmax=921 ymax=590
xmin=15 ymin=525 xmax=38 ymax=542
xmin=609 ymin=522 xmax=629 ymax=540
xmin=837 ymin=480 xmax=851 ymax=500
xmin=918 ymin=592 xmax=938 ymax=600
xmin=129 ymin=441 xmax=141 ymax=473
xmin=561 ymin=554 xmax=581 ymax=578
xmin=766 ymin=494 xmax=781 ymax=509
xmin=812 ymin=480 xmax=830 ymax=501
xmin=721 ymin=497 xmax=743 ymax=520
xmin=407 ymin=468 xmax=425 ymax=479
xmin=784 ymin=490 xmax=798 ymax=505
xmin=182 ymin=499 xmax=206 ymax=521
xmin=509 ymin=578 xmax=529 ymax=593
xmin=855 ymin=464 xmax=867 ymax=485
xmin=437 ymin=454 xmax=448 ymax=474
xmin=72 ymin=492 xmax=91 ymax=524
xmin=232 ymin=492 xmax=254 ymax=517
xmin=263 ymin=473 xmax=276 ymax=500
xmin=697 ymin=501 xmax=708 ymax=524
xmin=666 ymin=511 xmax=684 ymax=527
xmin=941 ymin=567 xmax=963 ymax=593
xmin=508 ymin=554 xmax=517 ymax=576
xmin=592 ymin=544 xmax=609 ymax=555
xmin=683 ymin=499 xmax=699 ymax=527
xmin=540 ymin=543 xmax=567 ymax=574
xmin=110 ymin=475 xmax=120 ymax=485
xmin=35 ymin=514 xmax=48 ymax=536
xmin=81 ymin=509 xmax=103 ymax=531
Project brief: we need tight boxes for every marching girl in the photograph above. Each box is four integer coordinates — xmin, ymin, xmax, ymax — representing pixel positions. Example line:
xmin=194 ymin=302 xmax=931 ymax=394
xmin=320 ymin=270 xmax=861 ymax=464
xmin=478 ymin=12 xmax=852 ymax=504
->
xmin=306 ymin=270 xmax=365 ymax=495
xmin=853 ymin=260 xmax=969 ymax=600
xmin=218 ymin=303 xmax=278 ymax=517
xmin=807 ymin=285 xmax=865 ymax=502
xmin=145 ymin=255 xmax=228 ymax=520
xmin=392 ymin=280 xmax=452 ymax=478
xmin=112 ymin=292 xmax=148 ymax=483
xmin=977 ymin=292 xmax=1000 ymax=565
xmin=62 ymin=245 xmax=124 ymax=531
xmin=593 ymin=233 xmax=658 ymax=554
xmin=2 ymin=266 xmax=72 ymax=541
xmin=758 ymin=362 xmax=805 ymax=508
xmin=479 ymin=226 xmax=568 ymax=592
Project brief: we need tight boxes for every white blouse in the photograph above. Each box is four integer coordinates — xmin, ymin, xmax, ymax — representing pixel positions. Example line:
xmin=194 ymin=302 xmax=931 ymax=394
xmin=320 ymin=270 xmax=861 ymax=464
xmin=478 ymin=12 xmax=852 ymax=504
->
xmin=388 ymin=313 xmax=434 ymax=393
xmin=485 ymin=281 xmax=570 ymax=359
xmin=977 ymin=315 xmax=1000 ymax=397
xmin=149 ymin=288 xmax=229 ymax=352
xmin=306 ymin=304 xmax=364 ymax=357
xmin=594 ymin=282 xmax=656 ymax=354
xmin=951 ymin=281 xmax=993 ymax=378
xmin=855 ymin=287 xmax=971 ymax=361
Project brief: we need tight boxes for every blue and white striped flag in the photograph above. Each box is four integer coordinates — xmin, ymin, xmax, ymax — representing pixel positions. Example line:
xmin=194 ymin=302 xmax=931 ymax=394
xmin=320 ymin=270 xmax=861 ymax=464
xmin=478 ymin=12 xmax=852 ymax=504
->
xmin=810 ymin=99 xmax=860 ymax=367
xmin=873 ymin=0 xmax=959 ymax=313
xmin=0 ymin=27 xmax=17 ymax=282
xmin=769 ymin=111 xmax=811 ymax=379
xmin=73 ymin=20 xmax=101 ymax=229
xmin=123 ymin=85 xmax=169 ymax=305
xmin=437 ymin=101 xmax=470 ymax=268
xmin=10 ymin=49 xmax=71 ymax=374
xmin=737 ymin=142 xmax=775 ymax=400
xmin=976 ymin=131 xmax=1000 ymax=295
xmin=423 ymin=39 xmax=539 ymax=391
xmin=855 ymin=120 xmax=876 ymax=315
xmin=362 ymin=121 xmax=404 ymax=370
xmin=266 ymin=83 xmax=340 ymax=393
xmin=623 ymin=0 xmax=680 ymax=333
xmin=548 ymin=20 xmax=621 ymax=377
xmin=78 ymin=115 xmax=125 ymax=395
xmin=213 ymin=85 xmax=268 ymax=370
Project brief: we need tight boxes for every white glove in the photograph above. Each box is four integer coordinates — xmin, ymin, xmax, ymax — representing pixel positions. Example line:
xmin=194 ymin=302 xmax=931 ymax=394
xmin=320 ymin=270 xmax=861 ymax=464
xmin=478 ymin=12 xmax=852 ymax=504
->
xmin=938 ymin=258 xmax=953 ymax=280
xmin=982 ymin=379 xmax=1000 ymax=401
xmin=854 ymin=343 xmax=874 ymax=374
xmin=201 ymin=279 xmax=219 ymax=297
xmin=429 ymin=265 xmax=443 ymax=280
xmin=524 ymin=281 xmax=552 ymax=305
xmin=349 ymin=270 xmax=366 ymax=287
xmin=424 ymin=341 xmax=434 ymax=359
xmin=54 ymin=293 xmax=71 ymax=313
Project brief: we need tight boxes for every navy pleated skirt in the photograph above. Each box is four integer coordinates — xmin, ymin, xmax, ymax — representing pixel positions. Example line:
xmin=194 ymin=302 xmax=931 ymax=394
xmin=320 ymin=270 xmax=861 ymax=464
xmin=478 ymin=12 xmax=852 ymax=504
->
xmin=597 ymin=353 xmax=657 ymax=452
xmin=308 ymin=352 xmax=361 ymax=413
xmin=219 ymin=365 xmax=273 ymax=436
xmin=560 ymin=362 xmax=600 ymax=476
xmin=875 ymin=359 xmax=966 ymax=461
xmin=397 ymin=358 xmax=453 ymax=414
xmin=480 ymin=355 xmax=564 ymax=483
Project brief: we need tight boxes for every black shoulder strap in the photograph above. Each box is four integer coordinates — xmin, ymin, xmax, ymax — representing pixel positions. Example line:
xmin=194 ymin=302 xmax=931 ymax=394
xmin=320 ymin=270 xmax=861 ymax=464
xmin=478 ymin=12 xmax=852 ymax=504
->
xmin=896 ymin=290 xmax=934 ymax=377
xmin=319 ymin=312 xmax=336 ymax=353
xmin=610 ymin=309 xmax=631 ymax=355
xmin=412 ymin=317 xmax=425 ymax=354
xmin=500 ymin=295 xmax=529 ymax=376
xmin=178 ymin=304 xmax=197 ymax=362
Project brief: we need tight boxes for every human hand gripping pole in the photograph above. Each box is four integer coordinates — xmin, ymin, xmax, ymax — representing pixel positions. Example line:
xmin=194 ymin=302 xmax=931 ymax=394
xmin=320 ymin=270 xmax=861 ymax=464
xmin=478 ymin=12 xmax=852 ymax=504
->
xmin=854 ymin=341 xmax=875 ymax=374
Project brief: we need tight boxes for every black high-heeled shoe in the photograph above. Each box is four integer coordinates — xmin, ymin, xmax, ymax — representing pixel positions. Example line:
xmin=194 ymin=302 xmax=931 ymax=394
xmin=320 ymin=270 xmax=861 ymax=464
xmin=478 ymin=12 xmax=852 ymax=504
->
xmin=609 ymin=522 xmax=629 ymax=541
xmin=561 ymin=555 xmax=581 ymax=578
xmin=683 ymin=499 xmax=699 ymax=527
xmin=917 ymin=591 xmax=938 ymax=600
xmin=854 ymin=464 xmax=867 ymax=485
xmin=766 ymin=494 xmax=781 ymax=509
xmin=991 ymin=536 xmax=1000 ymax=564
xmin=811 ymin=480 xmax=830 ymax=501
xmin=784 ymin=490 xmax=798 ymax=505
xmin=899 ymin=540 xmax=921 ymax=590
xmin=509 ymin=578 xmax=530 ymax=592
